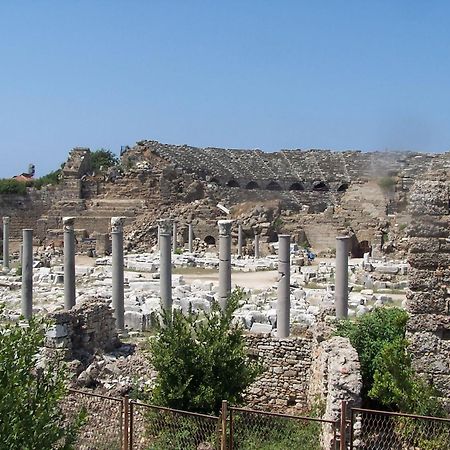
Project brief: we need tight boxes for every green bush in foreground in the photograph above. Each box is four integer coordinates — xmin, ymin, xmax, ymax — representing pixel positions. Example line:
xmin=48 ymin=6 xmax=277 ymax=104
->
xmin=0 ymin=310 xmax=84 ymax=449
xmin=148 ymin=288 xmax=261 ymax=415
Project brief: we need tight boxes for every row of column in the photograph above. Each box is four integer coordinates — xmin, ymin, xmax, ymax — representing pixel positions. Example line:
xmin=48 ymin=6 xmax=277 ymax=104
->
xmin=170 ymin=220 xmax=260 ymax=257
xmin=3 ymin=215 xmax=349 ymax=333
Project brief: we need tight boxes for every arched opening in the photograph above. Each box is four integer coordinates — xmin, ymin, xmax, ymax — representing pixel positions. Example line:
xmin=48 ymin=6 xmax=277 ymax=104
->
xmin=289 ymin=182 xmax=304 ymax=191
xmin=209 ymin=177 xmax=220 ymax=185
xmin=245 ymin=181 xmax=260 ymax=190
xmin=337 ymin=183 xmax=349 ymax=192
xmin=313 ymin=181 xmax=329 ymax=192
xmin=226 ymin=179 xmax=240 ymax=188
xmin=266 ymin=181 xmax=282 ymax=191
xmin=204 ymin=235 xmax=216 ymax=246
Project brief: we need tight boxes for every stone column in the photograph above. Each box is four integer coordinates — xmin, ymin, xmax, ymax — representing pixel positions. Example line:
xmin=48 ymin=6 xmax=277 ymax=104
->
xmin=63 ymin=217 xmax=76 ymax=310
xmin=237 ymin=223 xmax=243 ymax=257
xmin=218 ymin=220 xmax=233 ymax=311
xmin=277 ymin=235 xmax=291 ymax=338
xmin=172 ymin=221 xmax=177 ymax=254
xmin=21 ymin=229 xmax=33 ymax=319
xmin=111 ymin=217 xmax=126 ymax=330
xmin=254 ymin=232 xmax=260 ymax=258
xmin=2 ymin=216 xmax=10 ymax=269
xmin=159 ymin=219 xmax=173 ymax=316
xmin=335 ymin=236 xmax=350 ymax=319
xmin=188 ymin=223 xmax=193 ymax=253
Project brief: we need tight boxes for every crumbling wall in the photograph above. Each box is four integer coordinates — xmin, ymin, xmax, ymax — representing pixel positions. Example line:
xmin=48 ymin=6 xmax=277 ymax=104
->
xmin=46 ymin=299 xmax=119 ymax=361
xmin=244 ymin=334 xmax=313 ymax=411
xmin=406 ymin=174 xmax=450 ymax=397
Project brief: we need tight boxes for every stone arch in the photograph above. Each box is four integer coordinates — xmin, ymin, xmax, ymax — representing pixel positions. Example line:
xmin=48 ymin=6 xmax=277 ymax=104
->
xmin=337 ymin=183 xmax=349 ymax=192
xmin=245 ymin=181 xmax=260 ymax=190
xmin=226 ymin=179 xmax=240 ymax=188
xmin=289 ymin=182 xmax=304 ymax=191
xmin=266 ymin=181 xmax=282 ymax=191
xmin=204 ymin=235 xmax=216 ymax=245
xmin=312 ymin=181 xmax=329 ymax=192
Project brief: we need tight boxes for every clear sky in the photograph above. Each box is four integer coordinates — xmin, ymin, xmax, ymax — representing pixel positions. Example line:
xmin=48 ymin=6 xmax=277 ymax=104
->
xmin=1 ymin=1 xmax=450 ymax=178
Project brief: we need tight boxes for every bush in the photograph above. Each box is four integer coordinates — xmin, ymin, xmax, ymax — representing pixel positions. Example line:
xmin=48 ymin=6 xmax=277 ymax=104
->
xmin=336 ymin=308 xmax=445 ymax=417
xmin=0 ymin=179 xmax=29 ymax=195
xmin=147 ymin=288 xmax=261 ymax=415
xmin=377 ymin=176 xmax=396 ymax=192
xmin=0 ymin=310 xmax=84 ymax=448
xmin=336 ymin=307 xmax=408 ymax=401
xmin=91 ymin=149 xmax=119 ymax=173
xmin=33 ymin=169 xmax=61 ymax=189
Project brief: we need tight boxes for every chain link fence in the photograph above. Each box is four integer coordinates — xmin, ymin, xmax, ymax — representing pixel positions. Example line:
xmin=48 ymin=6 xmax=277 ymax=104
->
xmin=350 ymin=407 xmax=450 ymax=450
xmin=129 ymin=400 xmax=221 ymax=450
xmin=228 ymin=406 xmax=338 ymax=450
xmin=60 ymin=389 xmax=124 ymax=450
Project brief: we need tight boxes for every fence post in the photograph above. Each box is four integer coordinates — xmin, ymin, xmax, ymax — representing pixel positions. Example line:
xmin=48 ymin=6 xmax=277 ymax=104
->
xmin=123 ymin=395 xmax=129 ymax=450
xmin=340 ymin=400 xmax=347 ymax=450
xmin=221 ymin=400 xmax=228 ymax=450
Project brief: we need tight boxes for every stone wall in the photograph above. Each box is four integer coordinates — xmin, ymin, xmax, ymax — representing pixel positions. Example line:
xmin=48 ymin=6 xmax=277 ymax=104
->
xmin=243 ymin=334 xmax=313 ymax=411
xmin=406 ymin=174 xmax=450 ymax=397
xmin=46 ymin=299 xmax=119 ymax=362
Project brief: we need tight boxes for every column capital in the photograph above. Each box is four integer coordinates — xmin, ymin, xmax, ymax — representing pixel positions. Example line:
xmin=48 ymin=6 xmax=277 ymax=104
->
xmin=218 ymin=220 xmax=233 ymax=236
xmin=2 ymin=216 xmax=10 ymax=225
xmin=63 ymin=217 xmax=75 ymax=231
xmin=158 ymin=218 xmax=173 ymax=235
xmin=111 ymin=217 xmax=126 ymax=233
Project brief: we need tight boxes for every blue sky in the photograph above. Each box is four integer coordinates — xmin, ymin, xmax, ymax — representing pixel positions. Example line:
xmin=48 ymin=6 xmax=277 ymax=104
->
xmin=1 ymin=1 xmax=449 ymax=178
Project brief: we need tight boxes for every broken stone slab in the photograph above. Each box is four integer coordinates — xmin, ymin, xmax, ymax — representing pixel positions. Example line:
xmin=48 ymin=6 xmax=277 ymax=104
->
xmin=249 ymin=322 xmax=273 ymax=334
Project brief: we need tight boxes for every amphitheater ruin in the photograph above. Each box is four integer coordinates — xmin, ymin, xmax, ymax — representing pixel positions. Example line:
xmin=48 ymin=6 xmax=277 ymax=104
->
xmin=1 ymin=140 xmax=450 ymax=447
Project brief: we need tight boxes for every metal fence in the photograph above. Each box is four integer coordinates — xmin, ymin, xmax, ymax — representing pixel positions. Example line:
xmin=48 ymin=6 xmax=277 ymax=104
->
xmin=60 ymin=390 xmax=450 ymax=450
xmin=61 ymin=389 xmax=124 ymax=450
xmin=129 ymin=400 xmax=220 ymax=450
xmin=228 ymin=406 xmax=339 ymax=450
xmin=349 ymin=407 xmax=450 ymax=450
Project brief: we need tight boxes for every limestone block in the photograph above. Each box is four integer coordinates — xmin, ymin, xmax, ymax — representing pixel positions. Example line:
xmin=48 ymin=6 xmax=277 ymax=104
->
xmin=406 ymin=290 xmax=449 ymax=315
xmin=249 ymin=322 xmax=273 ymax=334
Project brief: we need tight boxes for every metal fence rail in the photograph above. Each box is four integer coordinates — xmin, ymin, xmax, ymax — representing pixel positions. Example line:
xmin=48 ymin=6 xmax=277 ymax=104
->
xmin=129 ymin=400 xmax=221 ymax=450
xmin=350 ymin=407 xmax=450 ymax=450
xmin=61 ymin=388 xmax=124 ymax=450
xmin=228 ymin=406 xmax=338 ymax=450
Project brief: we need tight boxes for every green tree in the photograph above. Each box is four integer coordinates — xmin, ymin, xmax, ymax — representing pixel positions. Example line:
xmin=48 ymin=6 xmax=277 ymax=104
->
xmin=336 ymin=307 xmax=409 ymax=400
xmin=0 ymin=312 xmax=84 ymax=449
xmin=336 ymin=307 xmax=445 ymax=417
xmin=90 ymin=149 xmax=119 ymax=173
xmin=148 ymin=288 xmax=261 ymax=415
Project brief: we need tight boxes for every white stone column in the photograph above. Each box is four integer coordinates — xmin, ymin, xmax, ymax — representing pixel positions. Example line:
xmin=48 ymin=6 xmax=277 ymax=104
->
xmin=172 ymin=221 xmax=178 ymax=254
xmin=21 ymin=229 xmax=33 ymax=319
xmin=277 ymin=235 xmax=291 ymax=338
xmin=187 ymin=223 xmax=194 ymax=253
xmin=63 ymin=217 xmax=76 ymax=310
xmin=218 ymin=220 xmax=233 ymax=311
xmin=335 ymin=236 xmax=350 ymax=319
xmin=159 ymin=219 xmax=173 ymax=316
xmin=237 ymin=223 xmax=243 ymax=257
xmin=2 ymin=216 xmax=10 ymax=269
xmin=111 ymin=217 xmax=126 ymax=330
xmin=254 ymin=232 xmax=260 ymax=258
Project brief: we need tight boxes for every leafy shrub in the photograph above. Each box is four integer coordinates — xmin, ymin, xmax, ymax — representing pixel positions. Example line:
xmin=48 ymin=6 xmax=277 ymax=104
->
xmin=91 ymin=149 xmax=119 ymax=173
xmin=0 ymin=310 xmax=85 ymax=448
xmin=336 ymin=307 xmax=408 ymax=401
xmin=148 ymin=288 xmax=261 ymax=415
xmin=0 ymin=179 xmax=28 ymax=195
xmin=377 ymin=176 xmax=396 ymax=192
xmin=33 ymin=169 xmax=61 ymax=189
xmin=336 ymin=307 xmax=445 ymax=417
